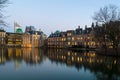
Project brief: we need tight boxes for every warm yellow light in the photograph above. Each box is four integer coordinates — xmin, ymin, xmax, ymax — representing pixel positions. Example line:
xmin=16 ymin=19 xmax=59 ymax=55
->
xmin=68 ymin=51 xmax=70 ymax=56
xmin=114 ymin=60 xmax=116 ymax=64
xmin=72 ymin=37 xmax=74 ymax=41
xmin=72 ymin=57 xmax=74 ymax=61
xmin=68 ymin=42 xmax=71 ymax=46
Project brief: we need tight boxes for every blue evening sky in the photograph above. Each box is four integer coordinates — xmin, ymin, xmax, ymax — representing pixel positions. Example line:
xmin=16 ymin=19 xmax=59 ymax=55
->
xmin=4 ymin=0 xmax=120 ymax=36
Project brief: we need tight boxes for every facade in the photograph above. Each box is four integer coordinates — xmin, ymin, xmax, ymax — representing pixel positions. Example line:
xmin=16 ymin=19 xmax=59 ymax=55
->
xmin=39 ymin=29 xmax=47 ymax=47
xmin=47 ymin=23 xmax=99 ymax=48
xmin=6 ymin=32 xmax=23 ymax=47
xmin=22 ymin=26 xmax=47 ymax=48
xmin=22 ymin=32 xmax=40 ymax=47
xmin=0 ymin=24 xmax=47 ymax=48
xmin=22 ymin=26 xmax=41 ymax=47
xmin=0 ymin=29 xmax=6 ymax=46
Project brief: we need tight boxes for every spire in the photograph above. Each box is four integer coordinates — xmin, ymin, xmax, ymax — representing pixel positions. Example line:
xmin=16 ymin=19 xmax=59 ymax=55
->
xmin=85 ymin=25 xmax=87 ymax=29
xmin=91 ymin=22 xmax=94 ymax=30
xmin=96 ymin=22 xmax=98 ymax=27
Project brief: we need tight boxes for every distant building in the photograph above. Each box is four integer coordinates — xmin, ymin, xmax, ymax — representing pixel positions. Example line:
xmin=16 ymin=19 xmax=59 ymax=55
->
xmin=25 ymin=26 xmax=35 ymax=33
xmin=39 ymin=29 xmax=47 ymax=47
xmin=23 ymin=27 xmax=47 ymax=47
xmin=6 ymin=32 xmax=23 ymax=47
xmin=0 ymin=23 xmax=47 ymax=48
xmin=47 ymin=23 xmax=99 ymax=48
xmin=22 ymin=33 xmax=40 ymax=48
xmin=0 ymin=29 xmax=6 ymax=46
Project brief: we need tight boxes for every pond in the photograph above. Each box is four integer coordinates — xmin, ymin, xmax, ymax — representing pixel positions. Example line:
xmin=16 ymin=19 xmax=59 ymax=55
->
xmin=0 ymin=48 xmax=120 ymax=80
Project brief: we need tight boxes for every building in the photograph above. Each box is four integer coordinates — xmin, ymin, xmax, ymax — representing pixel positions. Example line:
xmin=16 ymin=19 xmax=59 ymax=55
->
xmin=22 ymin=32 xmax=40 ymax=47
xmin=23 ymin=25 xmax=47 ymax=48
xmin=48 ymin=30 xmax=66 ymax=48
xmin=39 ymin=29 xmax=47 ymax=47
xmin=47 ymin=23 xmax=99 ymax=49
xmin=25 ymin=26 xmax=35 ymax=33
xmin=6 ymin=32 xmax=23 ymax=47
xmin=0 ymin=29 xmax=6 ymax=46
xmin=0 ymin=23 xmax=47 ymax=48
xmin=22 ymin=26 xmax=40 ymax=47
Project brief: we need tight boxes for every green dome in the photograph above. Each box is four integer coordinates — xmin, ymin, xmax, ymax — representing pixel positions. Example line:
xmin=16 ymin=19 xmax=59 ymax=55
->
xmin=16 ymin=28 xmax=23 ymax=33
xmin=54 ymin=30 xmax=60 ymax=34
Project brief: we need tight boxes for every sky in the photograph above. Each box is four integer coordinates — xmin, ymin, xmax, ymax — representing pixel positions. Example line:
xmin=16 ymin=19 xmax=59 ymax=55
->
xmin=4 ymin=0 xmax=120 ymax=36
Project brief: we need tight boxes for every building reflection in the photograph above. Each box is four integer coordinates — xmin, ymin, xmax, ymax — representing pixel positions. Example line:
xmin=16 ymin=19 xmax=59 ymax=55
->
xmin=0 ymin=48 xmax=46 ymax=69
xmin=1 ymin=48 xmax=120 ymax=79
xmin=0 ymin=48 xmax=7 ymax=64
xmin=46 ymin=49 xmax=120 ymax=80
xmin=22 ymin=48 xmax=45 ymax=65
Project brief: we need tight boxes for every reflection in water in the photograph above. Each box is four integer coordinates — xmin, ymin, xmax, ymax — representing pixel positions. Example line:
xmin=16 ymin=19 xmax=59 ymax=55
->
xmin=0 ymin=48 xmax=46 ymax=70
xmin=46 ymin=49 xmax=120 ymax=80
xmin=0 ymin=48 xmax=120 ymax=80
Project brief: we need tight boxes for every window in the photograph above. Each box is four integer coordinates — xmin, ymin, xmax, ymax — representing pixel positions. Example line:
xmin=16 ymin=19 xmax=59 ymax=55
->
xmin=62 ymin=38 xmax=64 ymax=41
xmin=68 ymin=42 xmax=71 ymax=45
xmin=88 ymin=37 xmax=90 ymax=39
xmin=67 ymin=37 xmax=71 ymax=40
xmin=81 ymin=37 xmax=83 ymax=40
xmin=64 ymin=38 xmax=66 ymax=41
xmin=67 ymin=33 xmax=71 ymax=36
xmin=75 ymin=42 xmax=77 ymax=45
xmin=72 ymin=37 xmax=74 ymax=41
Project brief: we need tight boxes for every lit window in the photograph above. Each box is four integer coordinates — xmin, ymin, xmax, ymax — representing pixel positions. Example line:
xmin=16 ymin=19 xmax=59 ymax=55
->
xmin=72 ymin=37 xmax=74 ymax=41
xmin=81 ymin=37 xmax=83 ymax=40
xmin=88 ymin=42 xmax=90 ymax=45
xmin=67 ymin=33 xmax=71 ymax=36
xmin=88 ymin=37 xmax=90 ymax=39
xmin=77 ymin=37 xmax=80 ymax=40
xmin=62 ymin=38 xmax=64 ymax=41
xmin=75 ymin=42 xmax=77 ymax=45
xmin=68 ymin=42 xmax=71 ymax=45
xmin=64 ymin=38 xmax=66 ymax=41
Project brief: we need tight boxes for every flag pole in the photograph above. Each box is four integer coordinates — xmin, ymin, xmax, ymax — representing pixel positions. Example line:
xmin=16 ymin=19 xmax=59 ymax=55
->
xmin=14 ymin=21 xmax=16 ymax=33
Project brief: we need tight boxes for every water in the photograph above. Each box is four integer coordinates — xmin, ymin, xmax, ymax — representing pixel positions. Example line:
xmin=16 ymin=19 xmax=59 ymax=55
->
xmin=0 ymin=48 xmax=120 ymax=80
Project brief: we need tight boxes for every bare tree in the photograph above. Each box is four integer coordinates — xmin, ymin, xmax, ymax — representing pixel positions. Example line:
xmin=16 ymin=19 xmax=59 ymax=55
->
xmin=0 ymin=0 xmax=9 ymax=26
xmin=93 ymin=5 xmax=120 ymax=53
xmin=93 ymin=4 xmax=120 ymax=24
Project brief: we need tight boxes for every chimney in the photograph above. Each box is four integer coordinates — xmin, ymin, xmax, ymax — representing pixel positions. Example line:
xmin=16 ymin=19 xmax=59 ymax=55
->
xmin=85 ymin=25 xmax=87 ymax=29
xmin=78 ymin=25 xmax=80 ymax=29
xmin=96 ymin=22 xmax=98 ymax=27
xmin=91 ymin=22 xmax=94 ymax=30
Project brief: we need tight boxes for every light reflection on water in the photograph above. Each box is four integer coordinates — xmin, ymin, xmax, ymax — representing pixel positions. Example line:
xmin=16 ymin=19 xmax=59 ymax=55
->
xmin=0 ymin=48 xmax=120 ymax=80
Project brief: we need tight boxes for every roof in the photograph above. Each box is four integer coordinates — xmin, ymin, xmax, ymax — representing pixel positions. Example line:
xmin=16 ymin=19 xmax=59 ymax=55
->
xmin=0 ymin=29 xmax=5 ymax=32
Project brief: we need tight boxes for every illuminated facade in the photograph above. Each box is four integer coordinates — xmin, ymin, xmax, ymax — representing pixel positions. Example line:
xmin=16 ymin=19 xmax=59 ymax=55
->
xmin=22 ymin=26 xmax=41 ymax=47
xmin=0 ymin=29 xmax=6 ymax=46
xmin=22 ymin=32 xmax=40 ymax=48
xmin=0 ymin=25 xmax=47 ymax=47
xmin=47 ymin=23 xmax=99 ymax=48
xmin=6 ymin=32 xmax=23 ymax=47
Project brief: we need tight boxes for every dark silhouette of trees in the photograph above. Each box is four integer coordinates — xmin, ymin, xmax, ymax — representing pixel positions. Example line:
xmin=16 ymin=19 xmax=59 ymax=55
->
xmin=93 ymin=5 xmax=120 ymax=53
xmin=106 ymin=21 xmax=120 ymax=52
xmin=0 ymin=0 xmax=9 ymax=26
